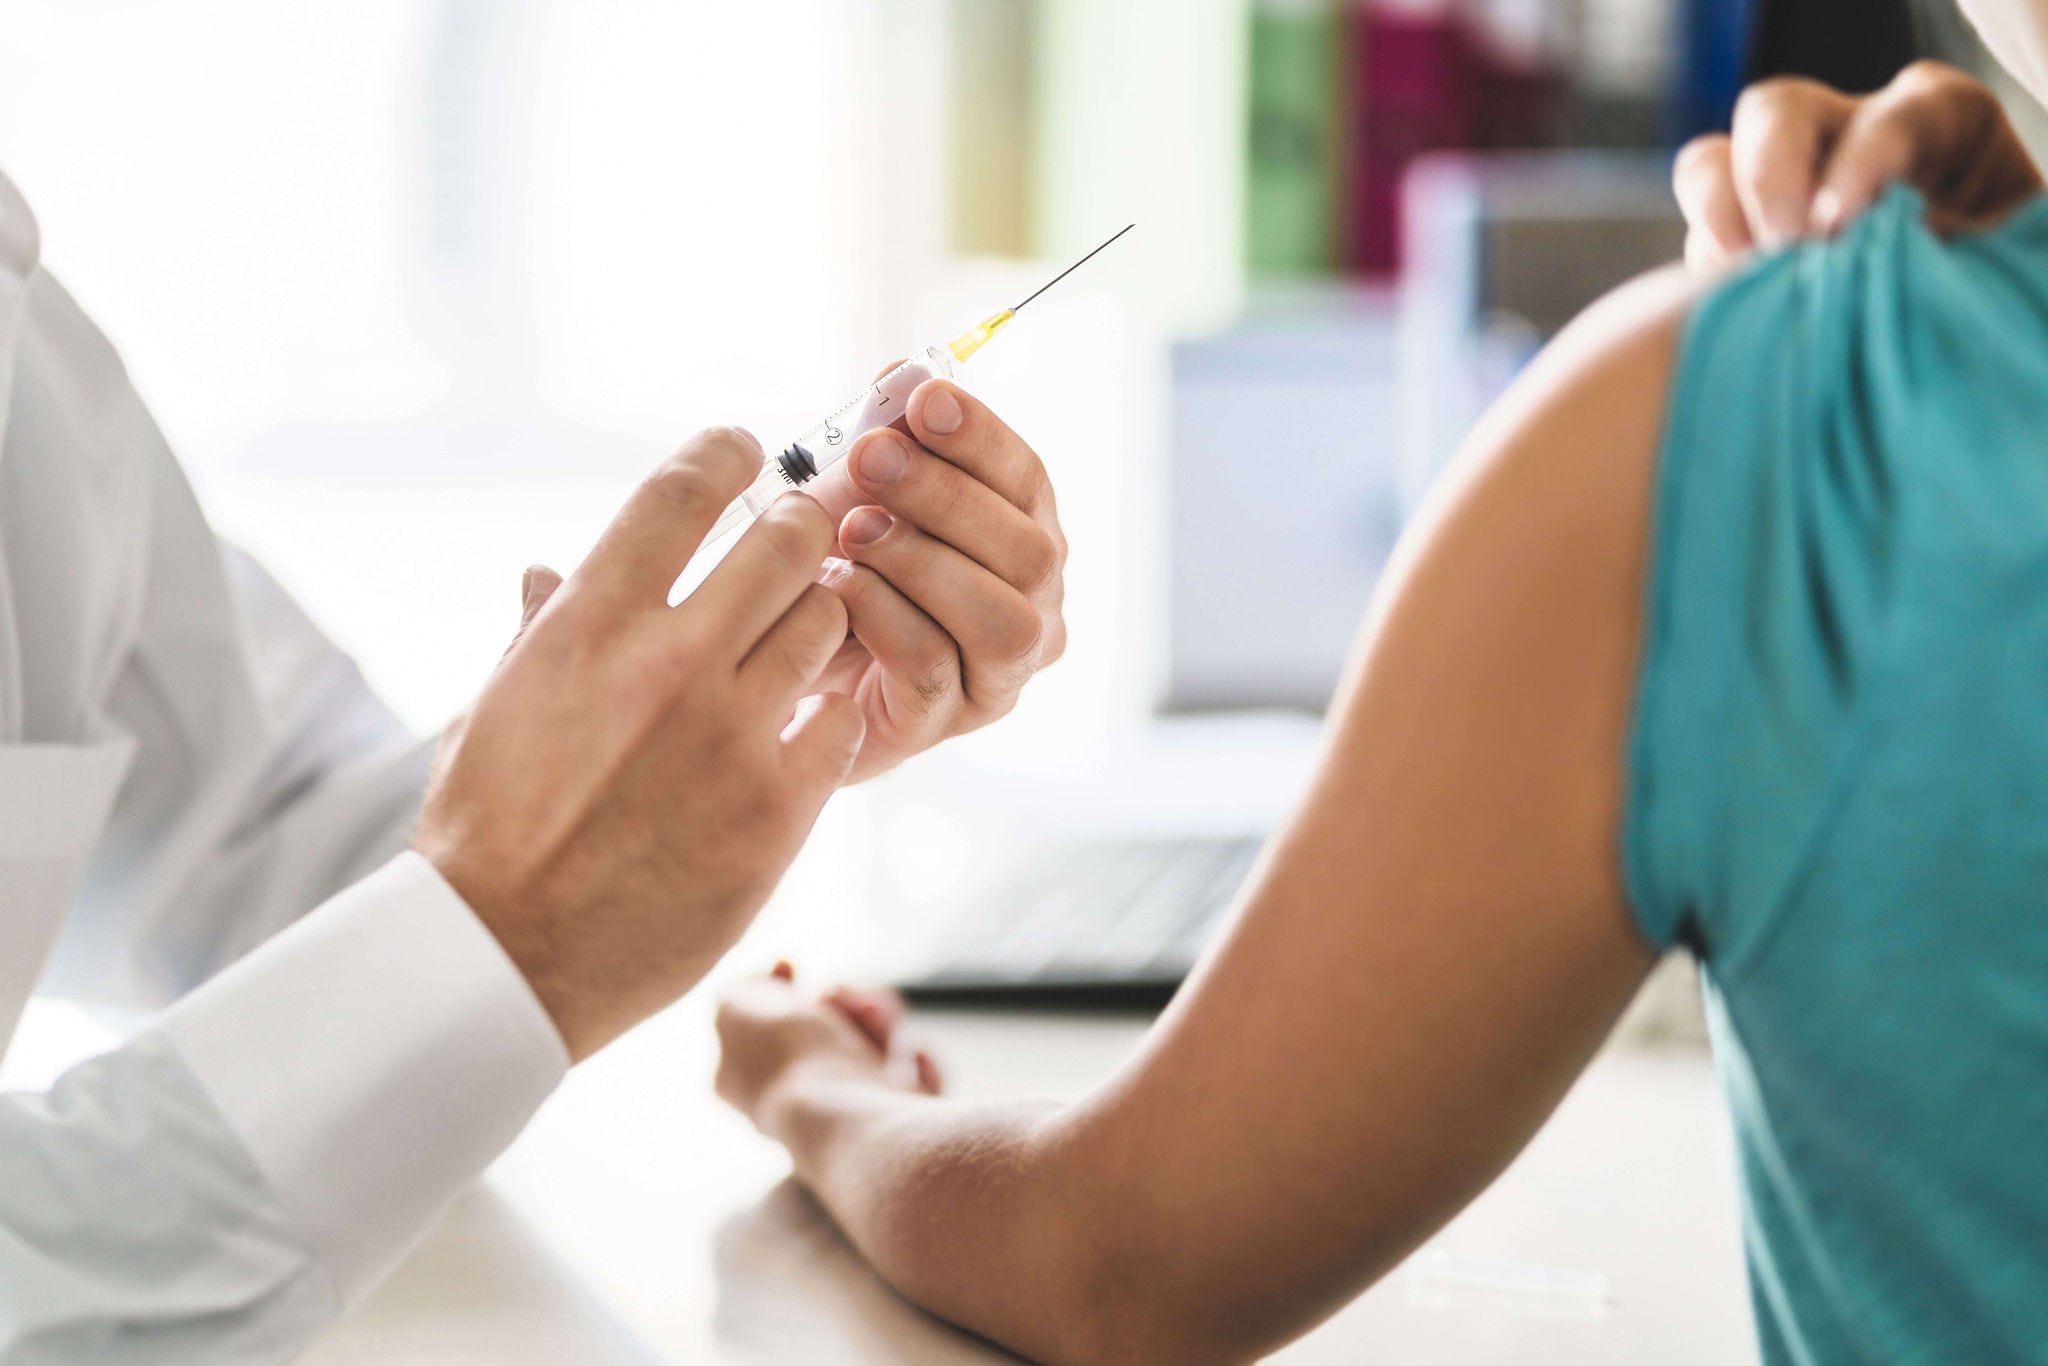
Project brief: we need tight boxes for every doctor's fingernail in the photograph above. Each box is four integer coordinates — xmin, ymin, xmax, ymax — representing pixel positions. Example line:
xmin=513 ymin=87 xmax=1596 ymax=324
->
xmin=858 ymin=432 xmax=911 ymax=484
xmin=920 ymin=386 xmax=963 ymax=436
xmin=844 ymin=506 xmax=894 ymax=546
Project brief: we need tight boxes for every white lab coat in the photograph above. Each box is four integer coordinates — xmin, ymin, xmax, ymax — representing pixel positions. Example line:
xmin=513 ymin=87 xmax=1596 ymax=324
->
xmin=0 ymin=170 xmax=567 ymax=1360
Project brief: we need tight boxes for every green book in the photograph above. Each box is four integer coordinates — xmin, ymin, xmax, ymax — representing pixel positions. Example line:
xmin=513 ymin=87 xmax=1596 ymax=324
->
xmin=1246 ymin=0 xmax=1341 ymax=277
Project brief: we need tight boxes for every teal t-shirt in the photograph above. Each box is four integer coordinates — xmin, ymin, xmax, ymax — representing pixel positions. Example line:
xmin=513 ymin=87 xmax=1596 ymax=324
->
xmin=1628 ymin=186 xmax=2048 ymax=1364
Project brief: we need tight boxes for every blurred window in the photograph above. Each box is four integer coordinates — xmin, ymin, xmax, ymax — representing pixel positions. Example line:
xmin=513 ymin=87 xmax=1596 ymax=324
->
xmin=0 ymin=1 xmax=886 ymax=473
xmin=0 ymin=2 xmax=904 ymax=724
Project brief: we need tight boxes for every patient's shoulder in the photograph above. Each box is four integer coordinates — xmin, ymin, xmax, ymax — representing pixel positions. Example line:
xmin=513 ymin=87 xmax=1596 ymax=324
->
xmin=1429 ymin=260 xmax=1697 ymax=507
xmin=1626 ymin=189 xmax=2048 ymax=960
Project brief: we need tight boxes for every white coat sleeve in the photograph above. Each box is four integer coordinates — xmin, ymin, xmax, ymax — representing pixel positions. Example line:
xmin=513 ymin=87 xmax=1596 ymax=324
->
xmin=0 ymin=854 xmax=568 ymax=1362
xmin=0 ymin=175 xmax=571 ymax=1362
xmin=43 ymin=531 xmax=461 ymax=1011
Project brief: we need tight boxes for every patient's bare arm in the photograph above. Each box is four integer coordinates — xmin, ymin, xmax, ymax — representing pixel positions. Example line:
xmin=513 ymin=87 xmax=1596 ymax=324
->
xmin=715 ymin=266 xmax=1703 ymax=1365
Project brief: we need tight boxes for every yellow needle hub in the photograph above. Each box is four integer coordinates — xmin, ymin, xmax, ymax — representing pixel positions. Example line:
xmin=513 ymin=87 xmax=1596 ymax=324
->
xmin=948 ymin=309 xmax=1015 ymax=363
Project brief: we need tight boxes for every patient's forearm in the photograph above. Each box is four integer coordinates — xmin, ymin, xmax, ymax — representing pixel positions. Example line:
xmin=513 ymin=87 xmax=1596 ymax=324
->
xmin=722 ymin=266 xmax=1693 ymax=1365
xmin=767 ymin=1065 xmax=1127 ymax=1363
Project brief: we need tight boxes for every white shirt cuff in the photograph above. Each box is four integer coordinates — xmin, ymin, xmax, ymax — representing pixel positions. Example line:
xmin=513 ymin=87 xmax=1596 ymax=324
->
xmin=159 ymin=852 xmax=569 ymax=1305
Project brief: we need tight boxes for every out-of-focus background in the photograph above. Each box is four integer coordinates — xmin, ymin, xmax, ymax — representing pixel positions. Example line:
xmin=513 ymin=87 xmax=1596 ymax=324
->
xmin=0 ymin=0 xmax=2025 ymax=1075
xmin=0 ymin=0 xmax=2011 ymax=741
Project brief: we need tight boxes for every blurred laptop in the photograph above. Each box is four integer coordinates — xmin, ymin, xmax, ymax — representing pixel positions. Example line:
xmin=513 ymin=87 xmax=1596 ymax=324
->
xmin=898 ymin=835 xmax=1268 ymax=1009
xmin=898 ymin=155 xmax=1682 ymax=1008
xmin=893 ymin=295 xmax=1396 ymax=1008
xmin=896 ymin=297 xmax=1400 ymax=1009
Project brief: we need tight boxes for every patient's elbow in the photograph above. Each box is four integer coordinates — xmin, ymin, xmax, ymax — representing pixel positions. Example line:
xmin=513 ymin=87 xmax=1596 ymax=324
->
xmin=974 ymin=1120 xmax=1297 ymax=1365
xmin=1046 ymin=1228 xmax=1273 ymax=1366
xmin=1052 ymin=1282 xmax=1266 ymax=1366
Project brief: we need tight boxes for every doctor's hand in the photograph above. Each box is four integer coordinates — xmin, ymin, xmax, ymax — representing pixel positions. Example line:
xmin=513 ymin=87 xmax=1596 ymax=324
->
xmin=800 ymin=379 xmax=1066 ymax=784
xmin=1674 ymin=60 xmax=2042 ymax=269
xmin=415 ymin=428 xmax=864 ymax=1063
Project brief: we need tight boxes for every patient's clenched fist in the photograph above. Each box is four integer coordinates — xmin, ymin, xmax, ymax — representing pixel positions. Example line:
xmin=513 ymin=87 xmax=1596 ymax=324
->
xmin=714 ymin=968 xmax=941 ymax=1143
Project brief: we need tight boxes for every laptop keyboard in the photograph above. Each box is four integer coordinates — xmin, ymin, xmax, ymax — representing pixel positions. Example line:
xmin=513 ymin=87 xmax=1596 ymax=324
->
xmin=897 ymin=836 xmax=1265 ymax=998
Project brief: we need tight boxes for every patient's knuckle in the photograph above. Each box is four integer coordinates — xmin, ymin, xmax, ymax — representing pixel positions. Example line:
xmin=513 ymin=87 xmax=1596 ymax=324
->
xmin=1735 ymin=77 xmax=1826 ymax=138
xmin=1895 ymin=59 xmax=1962 ymax=99
xmin=1859 ymin=118 xmax=1916 ymax=167
xmin=1672 ymin=134 xmax=1727 ymax=191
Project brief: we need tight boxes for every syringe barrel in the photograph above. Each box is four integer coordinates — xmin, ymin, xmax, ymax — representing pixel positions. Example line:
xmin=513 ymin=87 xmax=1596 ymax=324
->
xmin=701 ymin=343 xmax=958 ymax=551
xmin=794 ymin=343 xmax=956 ymax=467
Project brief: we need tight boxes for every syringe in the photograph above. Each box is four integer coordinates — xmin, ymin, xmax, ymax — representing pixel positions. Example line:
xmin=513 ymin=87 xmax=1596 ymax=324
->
xmin=703 ymin=224 xmax=1134 ymax=548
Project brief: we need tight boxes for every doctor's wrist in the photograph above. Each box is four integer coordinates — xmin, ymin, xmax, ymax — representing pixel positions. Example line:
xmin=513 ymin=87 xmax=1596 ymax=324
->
xmin=451 ymin=881 xmax=585 ymax=1058
xmin=411 ymin=846 xmax=626 ymax=1065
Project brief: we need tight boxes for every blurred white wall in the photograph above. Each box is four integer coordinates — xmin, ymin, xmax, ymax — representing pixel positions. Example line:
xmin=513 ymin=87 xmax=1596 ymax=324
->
xmin=0 ymin=0 xmax=1240 ymax=759
xmin=0 ymin=0 xmax=923 ymax=725
xmin=0 ymin=0 xmax=926 ymax=455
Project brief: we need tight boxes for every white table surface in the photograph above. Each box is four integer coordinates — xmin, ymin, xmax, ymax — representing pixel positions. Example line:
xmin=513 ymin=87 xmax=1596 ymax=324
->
xmin=2 ymin=718 xmax=1756 ymax=1363
xmin=303 ymin=992 xmax=1757 ymax=1365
